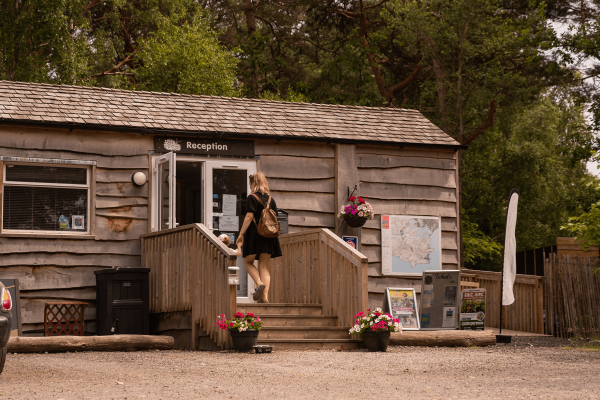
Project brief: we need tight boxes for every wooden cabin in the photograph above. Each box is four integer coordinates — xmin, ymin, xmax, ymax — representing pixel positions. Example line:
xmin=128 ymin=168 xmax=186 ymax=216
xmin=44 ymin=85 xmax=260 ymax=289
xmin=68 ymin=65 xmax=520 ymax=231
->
xmin=0 ymin=81 xmax=463 ymax=348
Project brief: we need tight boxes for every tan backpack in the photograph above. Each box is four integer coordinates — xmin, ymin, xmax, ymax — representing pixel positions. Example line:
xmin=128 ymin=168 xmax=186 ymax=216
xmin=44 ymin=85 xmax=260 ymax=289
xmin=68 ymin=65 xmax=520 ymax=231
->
xmin=251 ymin=194 xmax=281 ymax=238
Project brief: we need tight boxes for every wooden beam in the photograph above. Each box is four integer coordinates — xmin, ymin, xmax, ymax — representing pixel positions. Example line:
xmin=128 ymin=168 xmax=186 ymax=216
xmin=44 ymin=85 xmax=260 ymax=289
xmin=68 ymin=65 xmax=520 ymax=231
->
xmin=334 ymin=144 xmax=360 ymax=245
xmin=8 ymin=335 xmax=174 ymax=353
xmin=390 ymin=330 xmax=496 ymax=347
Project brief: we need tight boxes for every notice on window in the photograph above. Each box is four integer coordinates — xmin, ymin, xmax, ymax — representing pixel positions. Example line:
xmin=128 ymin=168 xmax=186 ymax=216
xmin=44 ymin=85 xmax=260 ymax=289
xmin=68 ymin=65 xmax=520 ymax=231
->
xmin=219 ymin=216 xmax=239 ymax=231
xmin=223 ymin=194 xmax=237 ymax=216
xmin=442 ymin=307 xmax=456 ymax=328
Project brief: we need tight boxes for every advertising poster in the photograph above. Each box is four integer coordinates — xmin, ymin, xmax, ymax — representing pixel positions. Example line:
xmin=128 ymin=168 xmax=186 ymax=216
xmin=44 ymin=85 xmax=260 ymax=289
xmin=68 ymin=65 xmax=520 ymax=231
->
xmin=460 ymin=289 xmax=486 ymax=330
xmin=384 ymin=288 xmax=420 ymax=330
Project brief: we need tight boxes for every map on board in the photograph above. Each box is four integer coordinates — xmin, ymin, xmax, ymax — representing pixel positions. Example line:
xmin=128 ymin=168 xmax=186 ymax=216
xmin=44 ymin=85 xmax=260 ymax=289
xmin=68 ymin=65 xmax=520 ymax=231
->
xmin=381 ymin=215 xmax=442 ymax=275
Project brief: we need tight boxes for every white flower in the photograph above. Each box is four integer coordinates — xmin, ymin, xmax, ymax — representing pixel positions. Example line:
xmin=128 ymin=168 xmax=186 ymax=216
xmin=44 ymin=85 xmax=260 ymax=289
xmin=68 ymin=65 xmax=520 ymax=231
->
xmin=358 ymin=211 xmax=364 ymax=217
xmin=349 ymin=327 xmax=355 ymax=334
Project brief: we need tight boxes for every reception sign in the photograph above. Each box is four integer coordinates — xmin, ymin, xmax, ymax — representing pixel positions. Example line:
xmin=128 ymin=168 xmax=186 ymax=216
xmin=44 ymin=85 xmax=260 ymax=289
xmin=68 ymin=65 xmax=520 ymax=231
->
xmin=155 ymin=137 xmax=255 ymax=157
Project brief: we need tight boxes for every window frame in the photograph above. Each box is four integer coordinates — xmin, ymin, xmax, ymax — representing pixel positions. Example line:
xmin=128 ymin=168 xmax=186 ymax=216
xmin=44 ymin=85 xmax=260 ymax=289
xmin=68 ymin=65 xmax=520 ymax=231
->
xmin=0 ymin=157 xmax=96 ymax=237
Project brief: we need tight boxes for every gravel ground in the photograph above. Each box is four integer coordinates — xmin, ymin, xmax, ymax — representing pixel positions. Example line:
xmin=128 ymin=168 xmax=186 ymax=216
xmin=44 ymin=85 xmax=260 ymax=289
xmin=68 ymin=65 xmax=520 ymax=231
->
xmin=1 ymin=336 xmax=599 ymax=399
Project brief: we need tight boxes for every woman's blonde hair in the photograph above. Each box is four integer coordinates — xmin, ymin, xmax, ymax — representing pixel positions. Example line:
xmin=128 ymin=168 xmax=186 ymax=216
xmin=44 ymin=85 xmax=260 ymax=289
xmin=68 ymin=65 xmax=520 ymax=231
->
xmin=249 ymin=172 xmax=270 ymax=195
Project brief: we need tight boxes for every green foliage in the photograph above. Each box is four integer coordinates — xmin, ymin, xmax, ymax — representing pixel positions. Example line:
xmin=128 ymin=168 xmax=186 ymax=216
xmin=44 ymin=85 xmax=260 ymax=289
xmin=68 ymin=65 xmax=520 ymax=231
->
xmin=135 ymin=12 xmax=238 ymax=96
xmin=259 ymin=87 xmax=310 ymax=103
xmin=561 ymin=202 xmax=600 ymax=252
xmin=463 ymin=96 xmax=599 ymax=269
xmin=462 ymin=215 xmax=503 ymax=271
xmin=0 ymin=0 xmax=91 ymax=84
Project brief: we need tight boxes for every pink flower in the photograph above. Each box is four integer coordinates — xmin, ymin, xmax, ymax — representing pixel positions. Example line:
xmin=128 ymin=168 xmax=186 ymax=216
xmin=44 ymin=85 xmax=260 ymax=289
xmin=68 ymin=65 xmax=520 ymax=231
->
xmin=349 ymin=196 xmax=356 ymax=201
xmin=229 ymin=322 xmax=234 ymax=328
xmin=372 ymin=325 xmax=377 ymax=331
xmin=246 ymin=312 xmax=255 ymax=318
xmin=256 ymin=317 xmax=261 ymax=321
xmin=250 ymin=323 xmax=254 ymax=326
xmin=234 ymin=312 xmax=243 ymax=318
xmin=367 ymin=308 xmax=371 ymax=312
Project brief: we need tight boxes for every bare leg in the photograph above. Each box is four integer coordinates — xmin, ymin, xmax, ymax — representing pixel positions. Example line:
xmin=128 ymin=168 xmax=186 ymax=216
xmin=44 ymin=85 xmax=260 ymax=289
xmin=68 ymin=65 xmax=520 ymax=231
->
xmin=243 ymin=254 xmax=263 ymax=287
xmin=258 ymin=253 xmax=272 ymax=301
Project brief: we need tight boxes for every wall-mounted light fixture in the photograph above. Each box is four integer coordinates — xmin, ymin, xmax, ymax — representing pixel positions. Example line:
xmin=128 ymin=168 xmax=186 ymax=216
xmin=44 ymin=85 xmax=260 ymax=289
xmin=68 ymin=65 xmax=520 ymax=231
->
xmin=132 ymin=171 xmax=147 ymax=187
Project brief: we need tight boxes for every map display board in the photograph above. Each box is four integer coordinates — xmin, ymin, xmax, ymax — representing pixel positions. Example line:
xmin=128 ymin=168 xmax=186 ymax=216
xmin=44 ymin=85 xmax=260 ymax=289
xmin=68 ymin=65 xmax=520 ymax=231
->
xmin=381 ymin=215 xmax=442 ymax=276
xmin=419 ymin=270 xmax=460 ymax=330
xmin=460 ymin=289 xmax=486 ymax=330
xmin=383 ymin=288 xmax=420 ymax=330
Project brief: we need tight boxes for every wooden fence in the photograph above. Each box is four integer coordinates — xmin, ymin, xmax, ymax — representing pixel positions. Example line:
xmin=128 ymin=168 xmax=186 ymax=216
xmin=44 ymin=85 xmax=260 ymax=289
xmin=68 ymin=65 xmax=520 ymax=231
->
xmin=462 ymin=269 xmax=544 ymax=334
xmin=544 ymin=254 xmax=600 ymax=338
xmin=140 ymin=224 xmax=238 ymax=350
xmin=269 ymin=229 xmax=369 ymax=327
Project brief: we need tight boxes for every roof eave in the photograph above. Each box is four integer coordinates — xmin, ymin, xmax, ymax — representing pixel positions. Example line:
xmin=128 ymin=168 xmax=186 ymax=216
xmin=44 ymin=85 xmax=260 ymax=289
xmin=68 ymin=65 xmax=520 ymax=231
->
xmin=0 ymin=119 xmax=468 ymax=151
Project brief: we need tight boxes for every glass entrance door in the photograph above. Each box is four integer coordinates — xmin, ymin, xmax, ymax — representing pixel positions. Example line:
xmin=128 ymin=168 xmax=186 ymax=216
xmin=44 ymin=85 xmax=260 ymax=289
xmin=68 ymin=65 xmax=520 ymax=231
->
xmin=204 ymin=160 xmax=257 ymax=302
xmin=151 ymin=152 xmax=176 ymax=232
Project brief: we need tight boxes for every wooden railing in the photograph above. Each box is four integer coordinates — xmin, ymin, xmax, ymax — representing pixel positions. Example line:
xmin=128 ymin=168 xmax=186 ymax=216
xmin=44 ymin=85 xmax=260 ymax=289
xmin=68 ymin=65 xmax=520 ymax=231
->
xmin=269 ymin=229 xmax=369 ymax=327
xmin=140 ymin=224 xmax=237 ymax=350
xmin=462 ymin=269 xmax=544 ymax=334
xmin=545 ymin=254 xmax=600 ymax=338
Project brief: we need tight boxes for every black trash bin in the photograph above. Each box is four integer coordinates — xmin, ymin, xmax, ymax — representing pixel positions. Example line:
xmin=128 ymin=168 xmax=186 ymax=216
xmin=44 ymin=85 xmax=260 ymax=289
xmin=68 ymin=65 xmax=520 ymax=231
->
xmin=95 ymin=268 xmax=150 ymax=336
xmin=277 ymin=209 xmax=289 ymax=235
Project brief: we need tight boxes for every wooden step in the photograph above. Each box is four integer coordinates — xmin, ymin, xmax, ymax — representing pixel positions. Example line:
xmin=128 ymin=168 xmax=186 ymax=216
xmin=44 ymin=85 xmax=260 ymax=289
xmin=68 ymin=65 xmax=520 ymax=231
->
xmin=259 ymin=315 xmax=337 ymax=327
xmin=259 ymin=327 xmax=352 ymax=340
xmin=256 ymin=338 xmax=362 ymax=351
xmin=237 ymin=303 xmax=322 ymax=316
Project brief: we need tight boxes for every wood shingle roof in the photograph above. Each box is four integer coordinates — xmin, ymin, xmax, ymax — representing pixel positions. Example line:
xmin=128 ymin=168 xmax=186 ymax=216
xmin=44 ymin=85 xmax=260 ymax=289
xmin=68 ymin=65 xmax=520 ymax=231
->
xmin=0 ymin=80 xmax=461 ymax=147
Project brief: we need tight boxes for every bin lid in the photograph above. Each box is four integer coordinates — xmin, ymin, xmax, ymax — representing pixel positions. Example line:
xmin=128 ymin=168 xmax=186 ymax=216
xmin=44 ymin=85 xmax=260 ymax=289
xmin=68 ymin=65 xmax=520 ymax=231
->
xmin=94 ymin=268 xmax=151 ymax=275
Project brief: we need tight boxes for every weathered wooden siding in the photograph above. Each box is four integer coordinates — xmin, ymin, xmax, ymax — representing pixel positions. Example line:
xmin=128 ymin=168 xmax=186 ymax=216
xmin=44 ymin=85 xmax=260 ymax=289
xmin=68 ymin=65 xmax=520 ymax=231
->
xmin=355 ymin=145 xmax=460 ymax=308
xmin=0 ymin=126 xmax=153 ymax=335
xmin=256 ymin=140 xmax=336 ymax=234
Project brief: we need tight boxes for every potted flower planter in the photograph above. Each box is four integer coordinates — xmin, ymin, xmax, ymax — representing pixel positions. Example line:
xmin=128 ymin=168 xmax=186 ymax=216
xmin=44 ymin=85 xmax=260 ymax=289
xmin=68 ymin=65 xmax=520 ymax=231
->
xmin=229 ymin=329 xmax=260 ymax=352
xmin=349 ymin=308 xmax=401 ymax=352
xmin=217 ymin=312 xmax=263 ymax=353
xmin=362 ymin=329 xmax=391 ymax=352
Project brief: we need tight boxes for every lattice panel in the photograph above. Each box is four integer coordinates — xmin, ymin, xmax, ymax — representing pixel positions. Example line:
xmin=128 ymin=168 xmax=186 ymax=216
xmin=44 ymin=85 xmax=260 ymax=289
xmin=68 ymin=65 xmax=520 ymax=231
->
xmin=44 ymin=303 xmax=88 ymax=336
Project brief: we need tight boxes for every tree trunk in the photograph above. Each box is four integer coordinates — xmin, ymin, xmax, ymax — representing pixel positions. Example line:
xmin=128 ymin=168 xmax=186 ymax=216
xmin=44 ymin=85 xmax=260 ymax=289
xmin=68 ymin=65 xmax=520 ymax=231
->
xmin=245 ymin=0 xmax=260 ymax=97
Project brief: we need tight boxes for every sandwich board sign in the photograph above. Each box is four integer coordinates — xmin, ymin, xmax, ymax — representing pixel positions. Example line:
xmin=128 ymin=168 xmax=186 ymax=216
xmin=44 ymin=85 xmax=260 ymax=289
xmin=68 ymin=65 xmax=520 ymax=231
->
xmin=460 ymin=288 xmax=486 ymax=330
xmin=419 ymin=270 xmax=460 ymax=330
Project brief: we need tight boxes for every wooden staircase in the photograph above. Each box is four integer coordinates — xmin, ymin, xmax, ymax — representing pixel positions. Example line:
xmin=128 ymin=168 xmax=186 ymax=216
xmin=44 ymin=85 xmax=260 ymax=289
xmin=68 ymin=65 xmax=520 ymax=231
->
xmin=238 ymin=303 xmax=362 ymax=350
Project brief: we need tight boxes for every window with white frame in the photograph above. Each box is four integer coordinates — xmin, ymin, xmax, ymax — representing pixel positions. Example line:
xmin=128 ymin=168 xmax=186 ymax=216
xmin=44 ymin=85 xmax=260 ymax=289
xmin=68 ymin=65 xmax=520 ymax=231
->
xmin=2 ymin=163 xmax=91 ymax=234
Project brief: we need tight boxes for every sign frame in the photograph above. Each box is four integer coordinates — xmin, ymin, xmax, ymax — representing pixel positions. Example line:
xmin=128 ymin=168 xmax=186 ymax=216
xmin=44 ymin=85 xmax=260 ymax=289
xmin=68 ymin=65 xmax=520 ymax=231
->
xmin=384 ymin=287 xmax=420 ymax=331
xmin=419 ymin=270 xmax=461 ymax=331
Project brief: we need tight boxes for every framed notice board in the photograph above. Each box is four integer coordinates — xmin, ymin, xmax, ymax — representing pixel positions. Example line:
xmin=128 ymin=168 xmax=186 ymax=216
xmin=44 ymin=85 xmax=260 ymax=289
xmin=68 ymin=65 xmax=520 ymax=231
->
xmin=383 ymin=288 xmax=420 ymax=330
xmin=419 ymin=270 xmax=460 ymax=330
xmin=0 ymin=278 xmax=22 ymax=336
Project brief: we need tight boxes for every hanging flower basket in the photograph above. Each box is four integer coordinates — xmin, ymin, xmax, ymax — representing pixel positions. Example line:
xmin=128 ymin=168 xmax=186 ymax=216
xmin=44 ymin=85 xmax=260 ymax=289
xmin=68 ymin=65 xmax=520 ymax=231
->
xmin=339 ymin=196 xmax=375 ymax=228
xmin=344 ymin=215 xmax=369 ymax=228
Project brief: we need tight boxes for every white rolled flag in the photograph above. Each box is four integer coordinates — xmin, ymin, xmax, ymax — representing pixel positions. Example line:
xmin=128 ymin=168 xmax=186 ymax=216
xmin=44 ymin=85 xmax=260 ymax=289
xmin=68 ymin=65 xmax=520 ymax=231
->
xmin=502 ymin=189 xmax=519 ymax=306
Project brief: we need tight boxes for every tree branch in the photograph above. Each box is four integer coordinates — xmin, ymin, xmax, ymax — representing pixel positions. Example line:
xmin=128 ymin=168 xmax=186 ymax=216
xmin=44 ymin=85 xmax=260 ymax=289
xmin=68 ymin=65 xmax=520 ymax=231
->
xmin=90 ymin=51 xmax=136 ymax=78
xmin=461 ymin=101 xmax=497 ymax=145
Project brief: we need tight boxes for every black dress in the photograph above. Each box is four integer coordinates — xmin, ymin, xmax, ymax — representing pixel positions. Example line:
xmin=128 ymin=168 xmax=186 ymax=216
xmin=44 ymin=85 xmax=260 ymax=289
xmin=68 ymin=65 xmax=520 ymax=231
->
xmin=242 ymin=192 xmax=283 ymax=260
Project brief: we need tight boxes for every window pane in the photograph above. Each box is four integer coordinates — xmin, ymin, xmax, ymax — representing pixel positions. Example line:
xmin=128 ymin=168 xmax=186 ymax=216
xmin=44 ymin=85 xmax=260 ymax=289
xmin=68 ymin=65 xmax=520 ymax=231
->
xmin=3 ymin=186 xmax=88 ymax=231
xmin=5 ymin=165 xmax=87 ymax=185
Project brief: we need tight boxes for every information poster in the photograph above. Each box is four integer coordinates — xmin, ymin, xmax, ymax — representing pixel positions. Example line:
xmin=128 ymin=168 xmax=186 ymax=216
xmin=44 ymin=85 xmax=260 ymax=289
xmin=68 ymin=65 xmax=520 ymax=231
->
xmin=384 ymin=288 xmax=420 ymax=330
xmin=460 ymin=288 xmax=486 ymax=330
xmin=219 ymin=216 xmax=239 ymax=231
xmin=419 ymin=270 xmax=460 ymax=330
xmin=222 ymin=194 xmax=237 ymax=216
